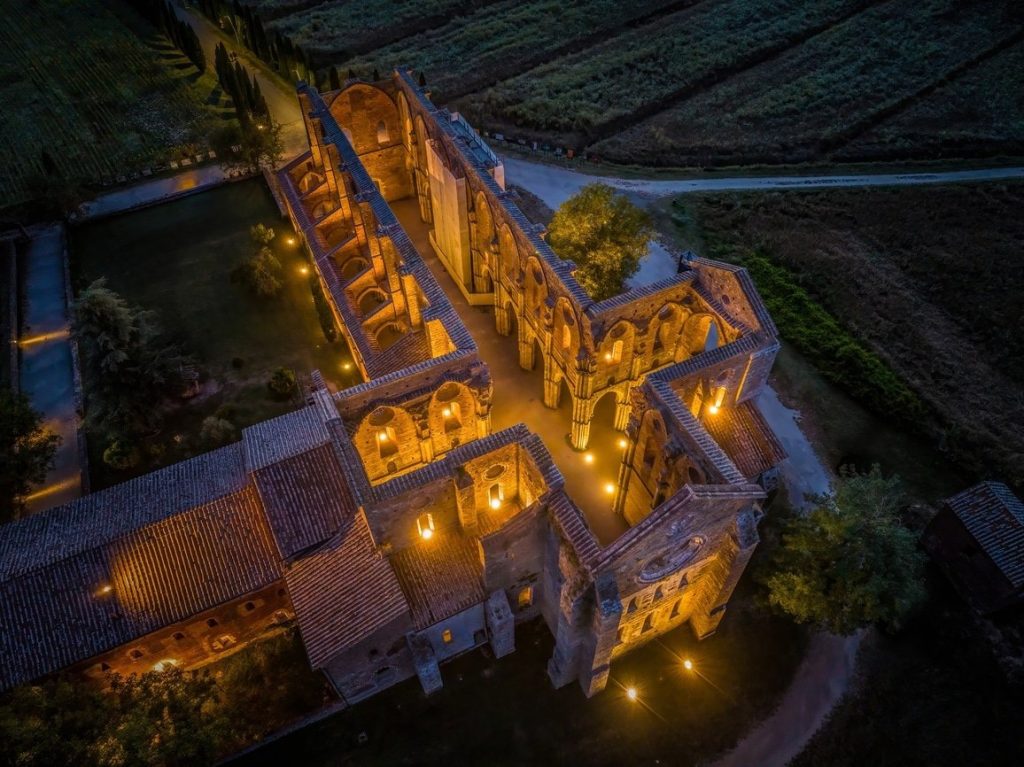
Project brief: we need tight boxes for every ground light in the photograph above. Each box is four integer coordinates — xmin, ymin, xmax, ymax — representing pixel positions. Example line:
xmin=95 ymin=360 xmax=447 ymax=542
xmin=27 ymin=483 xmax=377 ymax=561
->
xmin=604 ymin=483 xmax=616 ymax=495
xmin=584 ymin=452 xmax=594 ymax=464
xmin=298 ymin=265 xmax=309 ymax=275
xmin=707 ymin=404 xmax=720 ymax=415
xmin=420 ymin=527 xmax=433 ymax=540
xmin=617 ymin=438 xmax=628 ymax=449
xmin=342 ymin=361 xmax=353 ymax=371
xmin=683 ymin=658 xmax=693 ymax=671
xmin=489 ymin=498 xmax=502 ymax=510
xmin=626 ymin=686 xmax=638 ymax=701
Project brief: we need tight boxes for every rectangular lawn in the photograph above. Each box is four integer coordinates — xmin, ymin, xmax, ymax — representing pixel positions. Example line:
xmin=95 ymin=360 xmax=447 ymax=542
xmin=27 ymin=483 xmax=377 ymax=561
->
xmin=71 ymin=179 xmax=350 ymax=488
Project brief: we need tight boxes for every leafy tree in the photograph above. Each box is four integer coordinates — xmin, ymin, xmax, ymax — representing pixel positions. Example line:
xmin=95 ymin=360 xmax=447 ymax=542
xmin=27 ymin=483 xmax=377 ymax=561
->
xmin=200 ymin=415 xmax=237 ymax=447
xmin=546 ymin=183 xmax=653 ymax=301
xmin=250 ymin=223 xmax=275 ymax=245
xmin=268 ymin=367 xmax=296 ymax=399
xmin=211 ymin=118 xmax=284 ymax=174
xmin=0 ymin=668 xmax=224 ymax=767
xmin=235 ymin=246 xmax=283 ymax=298
xmin=102 ymin=438 xmax=141 ymax=471
xmin=762 ymin=466 xmax=926 ymax=635
xmin=0 ymin=390 xmax=59 ymax=521
xmin=72 ymin=280 xmax=190 ymax=440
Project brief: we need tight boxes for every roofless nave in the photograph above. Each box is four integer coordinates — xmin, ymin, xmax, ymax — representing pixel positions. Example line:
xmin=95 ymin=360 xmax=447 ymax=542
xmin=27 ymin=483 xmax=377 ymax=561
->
xmin=0 ymin=71 xmax=785 ymax=704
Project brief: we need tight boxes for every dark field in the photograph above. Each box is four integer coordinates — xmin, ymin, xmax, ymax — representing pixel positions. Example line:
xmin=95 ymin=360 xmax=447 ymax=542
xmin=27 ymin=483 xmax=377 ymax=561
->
xmin=71 ymin=179 xmax=349 ymax=488
xmin=237 ymin=580 xmax=807 ymax=767
xmin=244 ymin=0 xmax=1023 ymax=167
xmin=0 ymin=0 xmax=233 ymax=208
xmin=685 ymin=182 xmax=1024 ymax=490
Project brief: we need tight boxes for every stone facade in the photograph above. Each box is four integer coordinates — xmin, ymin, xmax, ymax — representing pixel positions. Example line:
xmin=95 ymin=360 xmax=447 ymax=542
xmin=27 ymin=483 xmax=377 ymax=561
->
xmin=0 ymin=71 xmax=787 ymax=707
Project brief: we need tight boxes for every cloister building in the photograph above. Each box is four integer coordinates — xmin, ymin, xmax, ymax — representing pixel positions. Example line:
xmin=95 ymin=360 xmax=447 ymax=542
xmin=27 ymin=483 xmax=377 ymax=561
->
xmin=0 ymin=71 xmax=785 ymax=704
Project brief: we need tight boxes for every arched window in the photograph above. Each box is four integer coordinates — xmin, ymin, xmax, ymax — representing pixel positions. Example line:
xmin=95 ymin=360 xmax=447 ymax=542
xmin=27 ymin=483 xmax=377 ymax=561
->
xmin=561 ymin=324 xmax=571 ymax=350
xmin=377 ymin=426 xmax=397 ymax=458
xmin=417 ymin=513 xmax=435 ymax=540
xmin=377 ymin=120 xmax=389 ymax=144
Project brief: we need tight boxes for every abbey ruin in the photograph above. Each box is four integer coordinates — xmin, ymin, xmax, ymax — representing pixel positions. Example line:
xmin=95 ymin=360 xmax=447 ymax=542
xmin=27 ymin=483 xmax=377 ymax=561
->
xmin=0 ymin=71 xmax=785 ymax=703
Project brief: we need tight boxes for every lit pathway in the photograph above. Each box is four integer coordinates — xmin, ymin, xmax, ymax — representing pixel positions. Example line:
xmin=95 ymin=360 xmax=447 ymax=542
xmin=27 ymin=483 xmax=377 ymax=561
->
xmin=19 ymin=224 xmax=81 ymax=512
xmin=393 ymin=200 xmax=628 ymax=544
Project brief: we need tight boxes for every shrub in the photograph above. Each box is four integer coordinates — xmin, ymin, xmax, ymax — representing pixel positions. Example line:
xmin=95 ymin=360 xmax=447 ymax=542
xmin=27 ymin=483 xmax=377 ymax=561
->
xmin=103 ymin=439 xmax=141 ymax=470
xmin=200 ymin=416 xmax=237 ymax=447
xmin=268 ymin=367 xmax=297 ymax=400
xmin=235 ymin=247 xmax=283 ymax=298
xmin=309 ymin=275 xmax=338 ymax=342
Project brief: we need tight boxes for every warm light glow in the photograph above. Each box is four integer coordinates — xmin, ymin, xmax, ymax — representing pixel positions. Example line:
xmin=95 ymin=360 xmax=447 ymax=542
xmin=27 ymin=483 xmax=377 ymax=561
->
xmin=287 ymin=237 xmax=296 ymax=245
xmin=604 ymin=483 xmax=616 ymax=495
xmin=604 ymin=352 xmax=613 ymax=362
xmin=18 ymin=329 xmax=69 ymax=347
xmin=489 ymin=497 xmax=502 ymax=510
xmin=707 ymin=404 xmax=720 ymax=415
xmin=153 ymin=659 xmax=178 ymax=672
xmin=617 ymin=438 xmax=628 ymax=449
xmin=626 ymin=687 xmax=638 ymax=701
xmin=584 ymin=453 xmax=594 ymax=464
xmin=420 ymin=527 xmax=433 ymax=540
xmin=442 ymin=407 xmax=452 ymax=418
xmin=342 ymin=362 xmax=353 ymax=371
xmin=378 ymin=431 xmax=389 ymax=443
xmin=683 ymin=659 xmax=694 ymax=671
xmin=23 ymin=477 xmax=78 ymax=502
xmin=299 ymin=266 xmax=309 ymax=275
xmin=95 ymin=584 xmax=113 ymax=597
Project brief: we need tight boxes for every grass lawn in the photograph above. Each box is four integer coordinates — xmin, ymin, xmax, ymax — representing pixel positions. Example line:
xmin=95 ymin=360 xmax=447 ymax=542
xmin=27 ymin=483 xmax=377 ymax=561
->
xmin=678 ymin=183 xmax=1024 ymax=492
xmin=70 ymin=179 xmax=352 ymax=489
xmin=0 ymin=0 xmax=234 ymax=208
xmin=237 ymin=571 xmax=807 ymax=767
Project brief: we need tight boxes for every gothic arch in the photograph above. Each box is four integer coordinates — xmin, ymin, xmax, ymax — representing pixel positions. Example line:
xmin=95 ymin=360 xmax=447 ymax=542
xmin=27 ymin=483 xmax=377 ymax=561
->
xmin=499 ymin=224 xmax=520 ymax=281
xmin=552 ymin=297 xmax=580 ymax=362
xmin=397 ymin=91 xmax=413 ymax=151
xmin=339 ymin=255 xmax=369 ymax=281
xmin=598 ymin=320 xmax=636 ymax=378
xmin=523 ymin=256 xmax=548 ymax=322
xmin=682 ymin=313 xmax=722 ymax=357
xmin=474 ymin=191 xmax=495 ymax=258
xmin=329 ymin=83 xmax=402 ymax=156
xmin=649 ymin=302 xmax=690 ymax=362
xmin=374 ymin=321 xmax=404 ymax=350
xmin=428 ymin=381 xmax=477 ymax=453
xmin=299 ymin=170 xmax=324 ymax=194
xmin=354 ymin=405 xmax=420 ymax=481
xmin=356 ymin=286 xmax=388 ymax=315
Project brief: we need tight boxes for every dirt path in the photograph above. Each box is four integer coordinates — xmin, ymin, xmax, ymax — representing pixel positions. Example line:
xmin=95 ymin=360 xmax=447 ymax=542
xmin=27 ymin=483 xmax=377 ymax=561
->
xmin=710 ymin=631 xmax=863 ymax=767
xmin=501 ymin=155 xmax=1024 ymax=209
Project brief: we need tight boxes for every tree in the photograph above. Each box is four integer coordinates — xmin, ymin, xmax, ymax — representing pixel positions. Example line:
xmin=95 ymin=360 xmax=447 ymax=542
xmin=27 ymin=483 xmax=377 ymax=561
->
xmin=546 ymin=183 xmax=653 ymax=301
xmin=0 ymin=668 xmax=225 ymax=767
xmin=200 ymin=416 xmax=237 ymax=447
xmin=0 ymin=390 xmax=59 ymax=521
xmin=72 ymin=280 xmax=190 ymax=440
xmin=250 ymin=223 xmax=275 ymax=245
xmin=211 ymin=118 xmax=284 ymax=174
xmin=234 ymin=246 xmax=282 ymax=297
xmin=267 ymin=367 xmax=296 ymax=399
xmin=329 ymin=65 xmax=341 ymax=90
xmin=762 ymin=466 xmax=927 ymax=635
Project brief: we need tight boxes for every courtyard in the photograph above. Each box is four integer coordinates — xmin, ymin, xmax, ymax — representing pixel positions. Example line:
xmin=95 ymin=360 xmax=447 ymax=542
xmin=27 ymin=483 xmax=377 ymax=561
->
xmin=70 ymin=179 xmax=351 ymax=487
xmin=392 ymin=198 xmax=629 ymax=544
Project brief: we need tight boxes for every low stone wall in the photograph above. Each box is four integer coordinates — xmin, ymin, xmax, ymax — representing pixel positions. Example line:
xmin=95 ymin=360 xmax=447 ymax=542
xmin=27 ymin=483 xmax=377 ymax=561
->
xmin=59 ymin=226 xmax=89 ymax=496
xmin=2 ymin=240 xmax=17 ymax=392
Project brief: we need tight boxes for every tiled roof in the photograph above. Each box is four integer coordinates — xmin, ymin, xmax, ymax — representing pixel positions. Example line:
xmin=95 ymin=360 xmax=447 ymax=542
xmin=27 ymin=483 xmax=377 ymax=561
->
xmin=390 ymin=533 xmax=485 ymax=629
xmin=0 ymin=444 xmax=248 ymax=581
xmin=0 ymin=485 xmax=278 ymax=690
xmin=945 ymin=482 xmax=1024 ymax=588
xmin=285 ymin=512 xmax=408 ymax=668
xmin=243 ymin=405 xmax=330 ymax=471
xmin=254 ymin=443 xmax=357 ymax=560
xmin=700 ymin=400 xmax=786 ymax=481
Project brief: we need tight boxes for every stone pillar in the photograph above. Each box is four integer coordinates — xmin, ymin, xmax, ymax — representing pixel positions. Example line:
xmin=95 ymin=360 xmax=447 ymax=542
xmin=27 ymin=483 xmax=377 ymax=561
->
xmin=495 ymin=296 xmax=511 ymax=336
xmin=454 ymin=468 xmax=478 ymax=535
xmin=407 ymin=633 xmax=443 ymax=695
xmin=613 ymin=391 xmax=632 ymax=431
xmin=518 ymin=331 xmax=535 ymax=371
xmin=691 ymin=509 xmax=760 ymax=638
xmin=543 ymin=372 xmax=561 ymax=409
xmin=486 ymin=590 xmax=515 ymax=659
xmin=570 ymin=394 xmax=593 ymax=450
xmin=577 ymin=575 xmax=622 ymax=698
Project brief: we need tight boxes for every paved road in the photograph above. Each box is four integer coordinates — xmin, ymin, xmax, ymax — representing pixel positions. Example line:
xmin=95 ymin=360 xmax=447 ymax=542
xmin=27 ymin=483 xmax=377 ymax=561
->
xmin=19 ymin=225 xmax=81 ymax=513
xmin=502 ymin=155 xmax=1024 ymax=209
xmin=172 ymin=3 xmax=306 ymax=155
xmin=80 ymin=165 xmax=232 ymax=220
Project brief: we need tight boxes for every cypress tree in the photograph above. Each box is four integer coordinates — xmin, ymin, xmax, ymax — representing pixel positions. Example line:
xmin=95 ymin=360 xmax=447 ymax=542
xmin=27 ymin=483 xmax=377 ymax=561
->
xmin=418 ymin=72 xmax=427 ymax=88
xmin=329 ymin=66 xmax=341 ymax=90
xmin=372 ymin=68 xmax=380 ymax=81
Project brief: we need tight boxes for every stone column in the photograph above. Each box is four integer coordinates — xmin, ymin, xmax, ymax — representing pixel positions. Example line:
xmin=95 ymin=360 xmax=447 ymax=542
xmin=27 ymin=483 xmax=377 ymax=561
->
xmin=454 ymin=468 xmax=478 ymax=535
xmin=518 ymin=331 xmax=535 ymax=371
xmin=486 ymin=590 xmax=515 ymax=659
xmin=407 ymin=633 xmax=443 ymax=695
xmin=543 ymin=373 xmax=561 ymax=409
xmin=577 ymin=575 xmax=622 ymax=698
xmin=613 ymin=390 xmax=632 ymax=431
xmin=570 ymin=394 xmax=593 ymax=450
